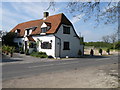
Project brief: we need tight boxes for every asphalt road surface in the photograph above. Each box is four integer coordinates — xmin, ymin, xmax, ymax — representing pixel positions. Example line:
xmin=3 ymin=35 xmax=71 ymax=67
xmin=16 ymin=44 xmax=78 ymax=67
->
xmin=2 ymin=54 xmax=118 ymax=81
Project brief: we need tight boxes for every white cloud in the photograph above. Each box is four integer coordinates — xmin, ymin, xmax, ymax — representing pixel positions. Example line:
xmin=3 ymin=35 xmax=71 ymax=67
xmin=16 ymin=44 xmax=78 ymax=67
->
xmin=71 ymin=14 xmax=85 ymax=24
xmin=2 ymin=2 xmax=59 ymax=31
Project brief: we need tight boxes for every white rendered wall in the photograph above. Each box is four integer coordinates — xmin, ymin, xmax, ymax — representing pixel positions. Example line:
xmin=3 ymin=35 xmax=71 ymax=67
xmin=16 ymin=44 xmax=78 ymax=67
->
xmin=33 ymin=35 xmax=55 ymax=57
xmin=55 ymin=24 xmax=84 ymax=58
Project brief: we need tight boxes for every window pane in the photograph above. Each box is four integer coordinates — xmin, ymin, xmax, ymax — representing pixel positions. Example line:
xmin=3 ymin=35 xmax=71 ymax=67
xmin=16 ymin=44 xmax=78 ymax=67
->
xmin=41 ymin=42 xmax=52 ymax=49
xmin=63 ymin=26 xmax=70 ymax=34
xmin=63 ymin=42 xmax=70 ymax=50
xmin=41 ymin=28 xmax=47 ymax=33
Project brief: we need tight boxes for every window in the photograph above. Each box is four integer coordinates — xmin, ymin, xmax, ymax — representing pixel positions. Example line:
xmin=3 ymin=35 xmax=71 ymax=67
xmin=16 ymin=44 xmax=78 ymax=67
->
xmin=41 ymin=27 xmax=47 ymax=33
xmin=63 ymin=26 xmax=70 ymax=34
xmin=27 ymin=29 xmax=29 ymax=35
xmin=17 ymin=29 xmax=20 ymax=33
xmin=63 ymin=42 xmax=70 ymax=50
xmin=41 ymin=42 xmax=52 ymax=49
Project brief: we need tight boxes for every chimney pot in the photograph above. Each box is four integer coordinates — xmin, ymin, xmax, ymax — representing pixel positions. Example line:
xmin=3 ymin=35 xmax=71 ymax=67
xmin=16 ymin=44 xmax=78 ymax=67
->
xmin=44 ymin=12 xmax=49 ymax=19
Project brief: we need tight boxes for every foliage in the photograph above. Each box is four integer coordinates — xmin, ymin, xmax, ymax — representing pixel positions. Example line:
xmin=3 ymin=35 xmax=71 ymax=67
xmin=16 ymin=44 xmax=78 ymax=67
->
xmin=2 ymin=32 xmax=16 ymax=46
xmin=47 ymin=2 xmax=118 ymax=26
xmin=78 ymin=49 xmax=82 ymax=56
xmin=106 ymin=48 xmax=110 ymax=53
xmin=102 ymin=32 xmax=118 ymax=43
xmin=30 ymin=51 xmax=48 ymax=58
xmin=84 ymin=42 xmax=113 ymax=48
xmin=19 ymin=47 xmax=24 ymax=54
xmin=114 ymin=41 xmax=120 ymax=50
xmin=106 ymin=48 xmax=110 ymax=55
xmin=90 ymin=49 xmax=94 ymax=56
xmin=25 ymin=49 xmax=29 ymax=55
xmin=2 ymin=45 xmax=15 ymax=55
xmin=99 ymin=48 xmax=102 ymax=55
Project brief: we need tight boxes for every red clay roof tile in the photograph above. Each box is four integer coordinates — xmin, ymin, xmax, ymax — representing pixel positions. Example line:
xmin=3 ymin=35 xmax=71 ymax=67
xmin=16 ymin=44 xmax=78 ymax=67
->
xmin=10 ymin=13 xmax=72 ymax=36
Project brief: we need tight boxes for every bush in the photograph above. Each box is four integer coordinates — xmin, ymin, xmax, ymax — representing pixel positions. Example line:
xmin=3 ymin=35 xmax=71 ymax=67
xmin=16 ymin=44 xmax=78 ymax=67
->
xmin=78 ymin=49 xmax=82 ymax=56
xmin=115 ymin=41 xmax=120 ymax=50
xmin=106 ymin=48 xmax=110 ymax=55
xmin=30 ymin=51 xmax=48 ymax=58
xmin=2 ymin=45 xmax=15 ymax=55
xmin=19 ymin=47 xmax=24 ymax=54
xmin=99 ymin=48 xmax=103 ymax=55
xmin=25 ymin=49 xmax=29 ymax=55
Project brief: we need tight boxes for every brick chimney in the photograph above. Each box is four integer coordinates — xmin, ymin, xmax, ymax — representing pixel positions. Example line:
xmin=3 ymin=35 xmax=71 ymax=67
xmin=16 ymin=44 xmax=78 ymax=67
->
xmin=43 ymin=12 xmax=49 ymax=20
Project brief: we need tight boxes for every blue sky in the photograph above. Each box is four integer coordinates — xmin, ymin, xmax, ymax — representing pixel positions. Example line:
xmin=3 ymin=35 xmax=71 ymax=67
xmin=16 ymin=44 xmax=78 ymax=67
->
xmin=1 ymin=1 xmax=118 ymax=42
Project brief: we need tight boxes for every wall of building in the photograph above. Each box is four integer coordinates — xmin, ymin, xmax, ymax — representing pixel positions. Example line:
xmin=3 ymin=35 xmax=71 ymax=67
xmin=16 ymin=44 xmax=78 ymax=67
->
xmin=33 ymin=35 xmax=56 ymax=57
xmin=14 ymin=37 xmax=24 ymax=46
xmin=55 ymin=24 xmax=84 ymax=58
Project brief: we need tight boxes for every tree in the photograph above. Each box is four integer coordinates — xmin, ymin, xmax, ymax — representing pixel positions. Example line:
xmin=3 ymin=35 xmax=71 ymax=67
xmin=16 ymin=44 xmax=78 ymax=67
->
xmin=102 ymin=35 xmax=110 ymax=43
xmin=114 ymin=41 xmax=120 ymax=49
xmin=110 ymin=33 xmax=117 ymax=43
xmin=47 ymin=1 xmax=119 ymax=26
xmin=2 ymin=32 xmax=16 ymax=46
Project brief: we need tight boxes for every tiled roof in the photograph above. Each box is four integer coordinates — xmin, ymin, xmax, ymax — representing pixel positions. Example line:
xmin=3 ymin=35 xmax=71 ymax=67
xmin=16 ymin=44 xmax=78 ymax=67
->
xmin=10 ymin=13 xmax=72 ymax=36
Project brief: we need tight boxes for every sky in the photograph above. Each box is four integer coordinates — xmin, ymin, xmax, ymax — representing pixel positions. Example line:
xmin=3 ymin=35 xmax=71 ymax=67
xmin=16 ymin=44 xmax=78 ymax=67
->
xmin=1 ymin=1 xmax=118 ymax=42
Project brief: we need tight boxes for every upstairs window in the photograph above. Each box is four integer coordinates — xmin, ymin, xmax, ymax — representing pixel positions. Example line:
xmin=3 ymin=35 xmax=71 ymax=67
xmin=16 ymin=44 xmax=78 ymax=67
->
xmin=63 ymin=42 xmax=70 ymax=50
xmin=41 ymin=42 xmax=52 ymax=49
xmin=15 ymin=29 xmax=20 ymax=36
xmin=26 ymin=29 xmax=30 ymax=36
xmin=17 ymin=29 xmax=20 ymax=33
xmin=41 ymin=27 xmax=47 ymax=33
xmin=63 ymin=26 xmax=70 ymax=34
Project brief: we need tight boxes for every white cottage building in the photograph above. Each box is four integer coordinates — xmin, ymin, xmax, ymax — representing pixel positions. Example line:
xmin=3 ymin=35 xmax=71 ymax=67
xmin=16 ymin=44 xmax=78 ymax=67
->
xmin=10 ymin=12 xmax=84 ymax=58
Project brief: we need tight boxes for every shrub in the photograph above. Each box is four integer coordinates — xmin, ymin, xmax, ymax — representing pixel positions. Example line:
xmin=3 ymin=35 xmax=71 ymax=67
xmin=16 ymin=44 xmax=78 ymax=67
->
xmin=99 ymin=48 xmax=103 ymax=55
xmin=30 ymin=51 xmax=48 ymax=58
xmin=115 ymin=41 xmax=120 ymax=50
xmin=19 ymin=47 xmax=24 ymax=54
xmin=25 ymin=49 xmax=29 ymax=55
xmin=106 ymin=48 xmax=110 ymax=55
xmin=2 ymin=45 xmax=15 ymax=56
xmin=78 ymin=49 xmax=82 ymax=56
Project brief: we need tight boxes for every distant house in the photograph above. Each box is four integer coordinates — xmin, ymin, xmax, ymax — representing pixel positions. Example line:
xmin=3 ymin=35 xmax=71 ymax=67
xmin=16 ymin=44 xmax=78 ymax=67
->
xmin=10 ymin=12 xmax=84 ymax=58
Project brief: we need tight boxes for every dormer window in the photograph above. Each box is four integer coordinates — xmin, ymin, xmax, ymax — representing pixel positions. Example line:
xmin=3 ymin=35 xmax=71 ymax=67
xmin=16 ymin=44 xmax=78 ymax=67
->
xmin=25 ymin=27 xmax=37 ymax=36
xmin=17 ymin=29 xmax=20 ymax=33
xmin=26 ymin=29 xmax=30 ymax=35
xmin=15 ymin=29 xmax=20 ymax=36
xmin=41 ymin=27 xmax=47 ymax=33
xmin=41 ymin=22 xmax=51 ymax=34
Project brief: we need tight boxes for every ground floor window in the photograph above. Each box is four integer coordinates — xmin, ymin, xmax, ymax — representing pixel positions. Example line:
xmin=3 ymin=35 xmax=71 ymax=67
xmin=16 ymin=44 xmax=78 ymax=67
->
xmin=63 ymin=42 xmax=70 ymax=50
xmin=41 ymin=42 xmax=52 ymax=49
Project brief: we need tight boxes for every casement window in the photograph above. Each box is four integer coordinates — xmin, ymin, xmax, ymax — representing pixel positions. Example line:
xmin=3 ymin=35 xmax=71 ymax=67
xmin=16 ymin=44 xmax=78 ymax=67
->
xmin=63 ymin=26 xmax=70 ymax=34
xmin=41 ymin=27 xmax=47 ymax=33
xmin=63 ymin=42 xmax=70 ymax=50
xmin=27 ymin=29 xmax=29 ymax=35
xmin=41 ymin=42 xmax=52 ymax=49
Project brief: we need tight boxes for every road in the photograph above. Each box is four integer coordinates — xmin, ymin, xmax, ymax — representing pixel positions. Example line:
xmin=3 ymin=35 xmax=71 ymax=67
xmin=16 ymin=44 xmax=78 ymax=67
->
xmin=2 ymin=54 xmax=118 ymax=81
